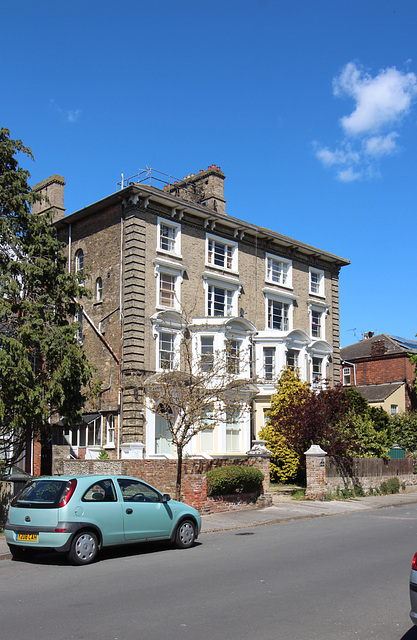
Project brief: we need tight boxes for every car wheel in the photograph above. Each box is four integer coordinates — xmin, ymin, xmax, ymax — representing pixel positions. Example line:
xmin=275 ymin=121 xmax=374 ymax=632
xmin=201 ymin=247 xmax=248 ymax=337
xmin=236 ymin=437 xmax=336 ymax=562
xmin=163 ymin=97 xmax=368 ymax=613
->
xmin=8 ymin=544 xmax=33 ymax=560
xmin=175 ymin=520 xmax=196 ymax=549
xmin=69 ymin=531 xmax=98 ymax=565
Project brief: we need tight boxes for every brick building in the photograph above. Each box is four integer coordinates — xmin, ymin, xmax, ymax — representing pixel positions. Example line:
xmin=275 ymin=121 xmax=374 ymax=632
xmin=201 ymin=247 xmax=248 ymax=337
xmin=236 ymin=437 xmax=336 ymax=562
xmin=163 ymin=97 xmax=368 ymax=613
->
xmin=33 ymin=167 xmax=349 ymax=469
xmin=340 ymin=333 xmax=417 ymax=414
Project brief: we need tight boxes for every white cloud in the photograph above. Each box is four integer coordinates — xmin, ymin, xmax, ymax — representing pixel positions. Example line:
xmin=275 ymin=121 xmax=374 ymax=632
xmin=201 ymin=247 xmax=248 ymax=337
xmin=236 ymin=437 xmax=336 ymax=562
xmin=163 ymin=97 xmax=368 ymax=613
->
xmin=334 ymin=63 xmax=417 ymax=135
xmin=337 ymin=168 xmax=362 ymax=183
xmin=315 ymin=145 xmax=360 ymax=167
xmin=50 ymin=99 xmax=82 ymax=123
xmin=67 ymin=109 xmax=82 ymax=123
xmin=315 ymin=62 xmax=417 ymax=181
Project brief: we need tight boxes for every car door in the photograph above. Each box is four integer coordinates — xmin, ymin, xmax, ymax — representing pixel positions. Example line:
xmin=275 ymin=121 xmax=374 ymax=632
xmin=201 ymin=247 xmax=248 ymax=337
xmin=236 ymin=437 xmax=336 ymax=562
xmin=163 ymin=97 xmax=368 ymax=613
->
xmin=80 ymin=479 xmax=125 ymax=546
xmin=117 ymin=478 xmax=173 ymax=541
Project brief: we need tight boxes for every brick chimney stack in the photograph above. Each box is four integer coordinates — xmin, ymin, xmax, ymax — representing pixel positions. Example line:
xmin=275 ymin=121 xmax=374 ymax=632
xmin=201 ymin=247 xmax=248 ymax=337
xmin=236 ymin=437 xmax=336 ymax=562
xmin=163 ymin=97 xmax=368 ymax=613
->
xmin=32 ymin=175 xmax=66 ymax=222
xmin=371 ymin=340 xmax=386 ymax=356
xmin=166 ymin=165 xmax=226 ymax=215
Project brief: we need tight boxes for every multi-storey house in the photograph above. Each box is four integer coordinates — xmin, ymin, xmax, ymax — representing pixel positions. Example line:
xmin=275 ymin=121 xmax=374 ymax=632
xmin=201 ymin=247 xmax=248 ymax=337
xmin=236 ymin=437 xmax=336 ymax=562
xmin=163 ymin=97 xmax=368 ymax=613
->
xmin=33 ymin=167 xmax=349 ymax=470
xmin=341 ymin=333 xmax=417 ymax=414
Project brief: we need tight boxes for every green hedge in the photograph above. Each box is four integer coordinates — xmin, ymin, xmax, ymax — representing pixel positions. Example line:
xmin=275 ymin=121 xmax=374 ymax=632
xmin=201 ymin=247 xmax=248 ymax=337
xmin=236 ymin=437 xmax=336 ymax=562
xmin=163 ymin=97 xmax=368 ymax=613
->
xmin=206 ymin=465 xmax=264 ymax=497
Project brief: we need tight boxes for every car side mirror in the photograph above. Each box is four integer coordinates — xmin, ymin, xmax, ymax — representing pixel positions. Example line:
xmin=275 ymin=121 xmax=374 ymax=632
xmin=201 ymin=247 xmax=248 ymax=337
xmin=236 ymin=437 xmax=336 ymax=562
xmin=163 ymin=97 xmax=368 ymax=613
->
xmin=161 ymin=494 xmax=171 ymax=503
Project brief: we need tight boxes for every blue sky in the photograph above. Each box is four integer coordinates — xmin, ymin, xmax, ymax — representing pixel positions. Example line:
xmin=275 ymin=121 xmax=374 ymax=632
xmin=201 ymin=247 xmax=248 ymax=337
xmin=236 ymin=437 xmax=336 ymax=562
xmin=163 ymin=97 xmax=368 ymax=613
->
xmin=2 ymin=0 xmax=417 ymax=347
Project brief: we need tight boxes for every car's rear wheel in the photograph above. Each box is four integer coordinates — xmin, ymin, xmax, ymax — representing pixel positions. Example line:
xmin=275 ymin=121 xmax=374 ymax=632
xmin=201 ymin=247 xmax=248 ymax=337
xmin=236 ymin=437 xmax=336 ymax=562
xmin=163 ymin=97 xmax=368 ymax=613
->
xmin=175 ymin=520 xmax=196 ymax=549
xmin=68 ymin=531 xmax=98 ymax=565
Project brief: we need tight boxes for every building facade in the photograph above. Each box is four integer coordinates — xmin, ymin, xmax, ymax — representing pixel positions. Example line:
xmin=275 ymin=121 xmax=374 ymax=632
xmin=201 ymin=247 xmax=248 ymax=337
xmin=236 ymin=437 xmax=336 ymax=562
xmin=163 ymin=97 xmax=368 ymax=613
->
xmin=33 ymin=167 xmax=349 ymax=467
xmin=341 ymin=333 xmax=417 ymax=414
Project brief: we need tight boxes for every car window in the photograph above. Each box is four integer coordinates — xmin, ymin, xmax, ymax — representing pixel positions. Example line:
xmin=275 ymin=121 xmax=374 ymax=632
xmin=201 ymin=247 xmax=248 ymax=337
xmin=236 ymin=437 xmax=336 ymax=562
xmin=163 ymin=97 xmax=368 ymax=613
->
xmin=117 ymin=479 xmax=160 ymax=503
xmin=12 ymin=479 xmax=68 ymax=508
xmin=82 ymin=479 xmax=117 ymax=502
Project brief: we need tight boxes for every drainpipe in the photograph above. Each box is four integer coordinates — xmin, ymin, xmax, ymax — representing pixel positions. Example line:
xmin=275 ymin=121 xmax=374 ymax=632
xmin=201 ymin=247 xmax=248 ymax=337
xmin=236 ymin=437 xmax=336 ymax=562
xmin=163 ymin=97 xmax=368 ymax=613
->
xmin=118 ymin=204 xmax=125 ymax=460
xmin=68 ymin=223 xmax=72 ymax=273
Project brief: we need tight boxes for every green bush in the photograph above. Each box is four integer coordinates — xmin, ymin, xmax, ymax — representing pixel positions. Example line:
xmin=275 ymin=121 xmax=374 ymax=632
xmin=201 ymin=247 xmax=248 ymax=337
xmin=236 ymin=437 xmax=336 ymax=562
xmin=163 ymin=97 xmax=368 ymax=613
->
xmin=380 ymin=476 xmax=400 ymax=495
xmin=206 ymin=465 xmax=264 ymax=497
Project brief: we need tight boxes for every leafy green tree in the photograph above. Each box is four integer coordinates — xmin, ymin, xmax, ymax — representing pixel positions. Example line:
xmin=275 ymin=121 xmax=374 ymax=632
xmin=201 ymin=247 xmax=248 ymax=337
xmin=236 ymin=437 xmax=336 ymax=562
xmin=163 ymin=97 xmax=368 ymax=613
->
xmin=0 ymin=128 xmax=95 ymax=467
xmin=341 ymin=413 xmax=390 ymax=459
xmin=259 ymin=368 xmax=310 ymax=483
xmin=262 ymin=369 xmax=392 ymax=484
xmin=390 ymin=411 xmax=417 ymax=452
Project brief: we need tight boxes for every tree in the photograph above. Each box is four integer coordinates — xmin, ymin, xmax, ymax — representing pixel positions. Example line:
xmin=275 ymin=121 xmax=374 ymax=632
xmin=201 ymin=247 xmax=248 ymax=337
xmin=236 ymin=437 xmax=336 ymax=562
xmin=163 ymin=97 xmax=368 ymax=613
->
xmin=390 ymin=411 xmax=417 ymax=452
xmin=0 ymin=128 xmax=95 ymax=467
xmin=144 ymin=313 xmax=257 ymax=500
xmin=259 ymin=368 xmax=310 ymax=483
xmin=261 ymin=369 xmax=392 ymax=484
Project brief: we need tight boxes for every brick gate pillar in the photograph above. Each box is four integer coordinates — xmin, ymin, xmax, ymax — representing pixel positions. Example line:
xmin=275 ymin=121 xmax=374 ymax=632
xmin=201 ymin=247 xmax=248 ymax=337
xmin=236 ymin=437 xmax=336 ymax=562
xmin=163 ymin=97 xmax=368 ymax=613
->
xmin=305 ymin=445 xmax=327 ymax=500
xmin=247 ymin=440 xmax=272 ymax=507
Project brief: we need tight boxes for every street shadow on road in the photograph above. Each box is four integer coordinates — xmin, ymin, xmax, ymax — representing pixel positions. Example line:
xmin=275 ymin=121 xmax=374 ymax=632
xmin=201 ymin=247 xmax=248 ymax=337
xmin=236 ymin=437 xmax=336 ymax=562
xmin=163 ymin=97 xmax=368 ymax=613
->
xmin=401 ymin=627 xmax=417 ymax=639
xmin=10 ymin=539 xmax=202 ymax=567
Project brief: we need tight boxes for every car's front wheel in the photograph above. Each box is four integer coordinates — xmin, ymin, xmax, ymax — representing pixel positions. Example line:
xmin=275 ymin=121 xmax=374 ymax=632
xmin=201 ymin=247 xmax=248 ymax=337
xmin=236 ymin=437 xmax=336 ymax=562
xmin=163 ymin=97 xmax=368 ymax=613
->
xmin=175 ymin=520 xmax=196 ymax=549
xmin=68 ymin=531 xmax=99 ymax=565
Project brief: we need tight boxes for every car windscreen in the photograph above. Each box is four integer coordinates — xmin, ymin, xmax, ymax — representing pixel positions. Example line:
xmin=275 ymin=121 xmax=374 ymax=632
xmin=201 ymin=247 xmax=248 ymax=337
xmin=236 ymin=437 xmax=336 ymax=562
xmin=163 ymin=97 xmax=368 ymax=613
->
xmin=12 ymin=479 xmax=69 ymax=509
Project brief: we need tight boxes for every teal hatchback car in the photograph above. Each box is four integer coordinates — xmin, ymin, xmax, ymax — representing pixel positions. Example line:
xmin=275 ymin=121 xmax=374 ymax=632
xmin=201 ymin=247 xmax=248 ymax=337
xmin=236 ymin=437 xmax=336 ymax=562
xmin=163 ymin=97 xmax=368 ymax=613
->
xmin=5 ymin=474 xmax=201 ymax=565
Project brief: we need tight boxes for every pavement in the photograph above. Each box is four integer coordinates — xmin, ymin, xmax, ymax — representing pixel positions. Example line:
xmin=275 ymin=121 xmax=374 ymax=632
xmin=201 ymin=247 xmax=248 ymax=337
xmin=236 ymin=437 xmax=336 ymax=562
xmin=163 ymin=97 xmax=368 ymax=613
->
xmin=2 ymin=488 xmax=417 ymax=560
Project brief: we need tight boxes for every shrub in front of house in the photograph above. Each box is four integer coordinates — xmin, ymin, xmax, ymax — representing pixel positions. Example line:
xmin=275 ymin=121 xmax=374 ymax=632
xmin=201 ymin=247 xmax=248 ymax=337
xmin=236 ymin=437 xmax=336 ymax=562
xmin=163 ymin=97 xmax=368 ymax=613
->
xmin=206 ymin=466 xmax=264 ymax=497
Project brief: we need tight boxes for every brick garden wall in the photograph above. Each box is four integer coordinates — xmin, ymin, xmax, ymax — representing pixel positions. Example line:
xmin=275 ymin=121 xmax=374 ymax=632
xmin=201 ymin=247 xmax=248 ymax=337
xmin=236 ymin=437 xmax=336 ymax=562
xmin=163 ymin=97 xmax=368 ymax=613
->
xmin=62 ymin=456 xmax=271 ymax=515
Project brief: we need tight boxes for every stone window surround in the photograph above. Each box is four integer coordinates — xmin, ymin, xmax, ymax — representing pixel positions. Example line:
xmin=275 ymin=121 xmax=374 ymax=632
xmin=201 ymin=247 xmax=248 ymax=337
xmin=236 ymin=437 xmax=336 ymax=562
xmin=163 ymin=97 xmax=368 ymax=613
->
xmin=265 ymin=252 xmax=293 ymax=289
xmin=309 ymin=266 xmax=325 ymax=298
xmin=262 ymin=287 xmax=297 ymax=333
xmin=205 ymin=232 xmax=238 ymax=274
xmin=153 ymin=257 xmax=187 ymax=311
xmin=157 ymin=216 xmax=182 ymax=257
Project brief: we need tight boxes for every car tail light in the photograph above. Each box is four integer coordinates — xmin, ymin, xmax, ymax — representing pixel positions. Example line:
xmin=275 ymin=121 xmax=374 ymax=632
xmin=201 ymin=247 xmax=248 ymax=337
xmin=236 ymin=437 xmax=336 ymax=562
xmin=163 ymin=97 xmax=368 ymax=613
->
xmin=412 ymin=553 xmax=417 ymax=571
xmin=58 ymin=479 xmax=77 ymax=507
xmin=55 ymin=528 xmax=67 ymax=533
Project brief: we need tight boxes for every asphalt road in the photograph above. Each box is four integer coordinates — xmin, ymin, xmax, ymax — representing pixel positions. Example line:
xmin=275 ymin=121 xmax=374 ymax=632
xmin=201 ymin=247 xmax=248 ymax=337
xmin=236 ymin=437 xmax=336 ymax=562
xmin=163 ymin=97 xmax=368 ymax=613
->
xmin=2 ymin=504 xmax=417 ymax=640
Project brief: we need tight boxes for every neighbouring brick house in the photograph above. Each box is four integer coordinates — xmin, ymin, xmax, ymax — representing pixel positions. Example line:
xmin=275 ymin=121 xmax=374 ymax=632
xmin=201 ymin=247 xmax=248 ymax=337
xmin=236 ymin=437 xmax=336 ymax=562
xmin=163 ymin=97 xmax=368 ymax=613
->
xmin=31 ymin=167 xmax=349 ymax=472
xmin=340 ymin=333 xmax=417 ymax=414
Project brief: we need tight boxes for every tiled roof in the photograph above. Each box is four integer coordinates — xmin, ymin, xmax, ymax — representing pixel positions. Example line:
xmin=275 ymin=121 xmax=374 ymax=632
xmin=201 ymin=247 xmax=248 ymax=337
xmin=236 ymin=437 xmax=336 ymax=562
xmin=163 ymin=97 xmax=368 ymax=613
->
xmin=355 ymin=382 xmax=404 ymax=403
xmin=341 ymin=334 xmax=417 ymax=361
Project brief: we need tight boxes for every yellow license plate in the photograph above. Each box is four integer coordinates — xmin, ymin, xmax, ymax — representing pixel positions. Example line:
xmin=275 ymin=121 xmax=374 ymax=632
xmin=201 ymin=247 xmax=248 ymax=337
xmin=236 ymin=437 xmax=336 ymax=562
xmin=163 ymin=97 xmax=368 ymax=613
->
xmin=17 ymin=533 xmax=38 ymax=542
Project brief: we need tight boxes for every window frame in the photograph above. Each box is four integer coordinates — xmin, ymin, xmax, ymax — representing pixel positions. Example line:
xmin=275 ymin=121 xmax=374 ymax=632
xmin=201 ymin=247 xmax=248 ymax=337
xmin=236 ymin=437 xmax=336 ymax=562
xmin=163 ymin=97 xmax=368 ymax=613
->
xmin=75 ymin=249 xmax=84 ymax=273
xmin=312 ymin=357 xmax=324 ymax=390
xmin=206 ymin=233 xmax=238 ymax=272
xmin=95 ymin=277 xmax=103 ymax=303
xmin=226 ymin=338 xmax=241 ymax=374
xmin=286 ymin=349 xmax=299 ymax=371
xmin=207 ymin=284 xmax=234 ymax=317
xmin=158 ymin=331 xmax=177 ymax=371
xmin=308 ymin=303 xmax=327 ymax=340
xmin=263 ymin=346 xmax=276 ymax=381
xmin=225 ymin=407 xmax=241 ymax=452
xmin=154 ymin=405 xmax=175 ymax=455
xmin=265 ymin=253 xmax=292 ymax=288
xmin=200 ymin=404 xmax=215 ymax=452
xmin=309 ymin=267 xmax=325 ymax=297
xmin=342 ymin=367 xmax=351 ymax=386
xmin=200 ymin=335 xmax=215 ymax=372
xmin=157 ymin=217 xmax=181 ymax=256
xmin=106 ymin=414 xmax=115 ymax=447
xmin=266 ymin=297 xmax=290 ymax=331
